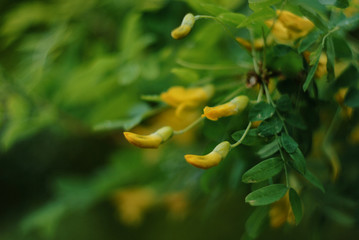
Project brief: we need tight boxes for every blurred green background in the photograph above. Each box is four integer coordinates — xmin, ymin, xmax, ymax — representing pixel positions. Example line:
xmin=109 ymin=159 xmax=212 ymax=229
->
xmin=0 ymin=0 xmax=359 ymax=239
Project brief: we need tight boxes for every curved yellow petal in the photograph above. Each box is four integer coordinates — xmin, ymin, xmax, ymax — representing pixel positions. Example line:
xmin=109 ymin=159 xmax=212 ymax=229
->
xmin=277 ymin=10 xmax=314 ymax=34
xmin=185 ymin=141 xmax=231 ymax=169
xmin=171 ymin=13 xmax=195 ymax=40
xmin=123 ymin=126 xmax=173 ymax=149
xmin=267 ymin=10 xmax=314 ymax=43
xmin=123 ymin=132 xmax=163 ymax=148
xmin=202 ymin=95 xmax=249 ymax=121
xmin=160 ymin=85 xmax=213 ymax=108
xmin=236 ymin=37 xmax=265 ymax=51
xmin=171 ymin=25 xmax=192 ymax=40
xmin=185 ymin=152 xmax=222 ymax=169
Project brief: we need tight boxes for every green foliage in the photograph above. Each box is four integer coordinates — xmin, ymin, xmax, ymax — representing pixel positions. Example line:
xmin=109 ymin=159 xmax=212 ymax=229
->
xmin=1 ymin=0 xmax=359 ymax=239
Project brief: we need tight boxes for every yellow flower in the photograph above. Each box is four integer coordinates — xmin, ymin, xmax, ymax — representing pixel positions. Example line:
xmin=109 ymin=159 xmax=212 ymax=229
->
xmin=235 ymin=37 xmax=267 ymax=51
xmin=266 ymin=10 xmax=314 ymax=43
xmin=269 ymin=192 xmax=296 ymax=228
xmin=202 ymin=95 xmax=249 ymax=121
xmin=171 ymin=13 xmax=195 ymax=39
xmin=303 ymin=51 xmax=328 ymax=79
xmin=160 ymin=85 xmax=214 ymax=117
xmin=335 ymin=87 xmax=353 ymax=118
xmin=123 ymin=126 xmax=173 ymax=148
xmin=185 ymin=141 xmax=231 ymax=169
xmin=112 ymin=187 xmax=156 ymax=226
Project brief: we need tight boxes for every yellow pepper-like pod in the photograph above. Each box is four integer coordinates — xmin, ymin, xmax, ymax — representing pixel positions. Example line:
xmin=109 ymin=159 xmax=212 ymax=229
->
xmin=123 ymin=126 xmax=173 ymax=148
xmin=171 ymin=13 xmax=195 ymax=39
xmin=202 ymin=95 xmax=249 ymax=121
xmin=160 ymin=85 xmax=214 ymax=117
xmin=185 ymin=141 xmax=231 ymax=169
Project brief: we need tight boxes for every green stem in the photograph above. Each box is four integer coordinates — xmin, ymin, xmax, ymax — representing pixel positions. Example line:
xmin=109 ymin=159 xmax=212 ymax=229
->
xmin=231 ymin=122 xmax=252 ymax=148
xmin=230 ymin=86 xmax=263 ymax=148
xmin=278 ymin=138 xmax=290 ymax=188
xmin=173 ymin=117 xmax=204 ymax=135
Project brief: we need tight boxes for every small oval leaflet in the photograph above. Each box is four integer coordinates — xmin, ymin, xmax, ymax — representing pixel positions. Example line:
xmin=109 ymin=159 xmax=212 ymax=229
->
xmin=281 ymin=132 xmax=298 ymax=153
xmin=245 ymin=184 xmax=288 ymax=206
xmin=242 ymin=157 xmax=283 ymax=183
xmin=249 ymin=101 xmax=275 ymax=122
xmin=289 ymin=188 xmax=303 ymax=225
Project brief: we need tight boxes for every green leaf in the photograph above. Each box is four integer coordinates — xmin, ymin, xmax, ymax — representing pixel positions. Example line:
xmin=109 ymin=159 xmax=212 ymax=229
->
xmin=171 ymin=68 xmax=199 ymax=83
xmin=200 ymin=3 xmax=229 ymax=16
xmin=276 ymin=95 xmax=292 ymax=112
xmin=319 ymin=0 xmax=348 ymax=8
xmin=336 ymin=65 xmax=359 ymax=87
xmin=298 ymin=5 xmax=328 ymax=32
xmin=285 ymin=112 xmax=307 ymax=130
xmin=249 ymin=102 xmax=275 ymax=122
xmin=257 ymin=116 xmax=283 ymax=137
xmin=289 ymin=148 xmax=306 ymax=174
xmin=344 ymin=88 xmax=359 ymax=108
xmin=289 ymin=188 xmax=303 ymax=225
xmin=326 ymin=36 xmax=335 ymax=82
xmin=303 ymin=54 xmax=320 ymax=91
xmin=218 ymin=12 xmax=246 ymax=26
xmin=238 ymin=7 xmax=276 ymax=28
xmin=281 ymin=133 xmax=298 ymax=154
xmin=257 ymin=140 xmax=280 ymax=158
xmin=248 ymin=0 xmax=281 ymax=11
xmin=337 ymin=14 xmax=359 ymax=29
xmin=303 ymin=170 xmax=325 ymax=193
xmin=245 ymin=206 xmax=269 ymax=238
xmin=242 ymin=157 xmax=283 ymax=183
xmin=298 ymin=30 xmax=321 ymax=53
xmin=245 ymin=184 xmax=288 ymax=206
xmin=232 ymin=129 xmax=264 ymax=146
xmin=272 ymin=44 xmax=293 ymax=57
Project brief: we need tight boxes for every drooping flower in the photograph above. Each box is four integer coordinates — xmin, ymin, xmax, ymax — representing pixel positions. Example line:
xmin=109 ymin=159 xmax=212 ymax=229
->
xmin=160 ymin=85 xmax=214 ymax=117
xmin=123 ymin=126 xmax=173 ymax=148
xmin=171 ymin=13 xmax=195 ymax=39
xmin=266 ymin=10 xmax=314 ymax=43
xmin=185 ymin=141 xmax=231 ymax=169
xmin=202 ymin=95 xmax=249 ymax=121
xmin=269 ymin=192 xmax=296 ymax=228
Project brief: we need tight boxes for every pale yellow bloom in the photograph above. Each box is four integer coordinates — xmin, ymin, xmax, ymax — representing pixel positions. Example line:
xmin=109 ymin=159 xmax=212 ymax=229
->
xmin=235 ymin=37 xmax=268 ymax=50
xmin=303 ymin=51 xmax=328 ymax=79
xmin=112 ymin=187 xmax=156 ymax=226
xmin=160 ymin=85 xmax=214 ymax=117
xmin=344 ymin=0 xmax=359 ymax=17
xmin=123 ymin=126 xmax=173 ymax=148
xmin=171 ymin=13 xmax=195 ymax=39
xmin=269 ymin=192 xmax=295 ymax=228
xmin=349 ymin=124 xmax=359 ymax=144
xmin=266 ymin=10 xmax=314 ymax=43
xmin=185 ymin=141 xmax=231 ymax=169
xmin=202 ymin=95 xmax=249 ymax=121
xmin=335 ymin=87 xmax=353 ymax=118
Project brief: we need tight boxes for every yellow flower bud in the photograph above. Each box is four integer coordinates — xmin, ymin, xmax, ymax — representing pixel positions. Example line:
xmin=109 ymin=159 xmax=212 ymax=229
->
xmin=202 ymin=95 xmax=249 ymax=121
xmin=171 ymin=13 xmax=195 ymax=39
xmin=160 ymin=85 xmax=214 ymax=117
xmin=185 ymin=141 xmax=231 ymax=169
xmin=303 ymin=52 xmax=328 ymax=79
xmin=123 ymin=126 xmax=173 ymax=148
